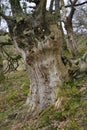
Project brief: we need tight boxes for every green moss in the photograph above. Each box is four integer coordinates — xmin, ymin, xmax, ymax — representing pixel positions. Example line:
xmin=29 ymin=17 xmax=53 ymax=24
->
xmin=38 ymin=105 xmax=53 ymax=128
xmin=0 ymin=38 xmax=87 ymax=130
xmin=38 ymin=115 xmax=50 ymax=128
xmin=49 ymin=127 xmax=57 ymax=130
xmin=82 ymin=118 xmax=87 ymax=126
xmin=0 ymin=51 xmax=5 ymax=83
xmin=52 ymin=110 xmax=65 ymax=121
xmin=0 ymin=35 xmax=10 ymax=44
xmin=0 ymin=71 xmax=29 ymax=130
xmin=33 ymin=73 xmax=86 ymax=129
xmin=23 ymin=124 xmax=35 ymax=130
xmin=64 ymin=119 xmax=82 ymax=130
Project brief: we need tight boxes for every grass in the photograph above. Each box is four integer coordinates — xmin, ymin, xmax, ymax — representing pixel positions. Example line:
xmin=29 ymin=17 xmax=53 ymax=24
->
xmin=0 ymin=67 xmax=87 ymax=130
xmin=34 ymin=74 xmax=87 ymax=130
xmin=2 ymin=71 xmax=86 ymax=129
xmin=0 ymin=34 xmax=87 ymax=130
xmin=0 ymin=70 xmax=29 ymax=130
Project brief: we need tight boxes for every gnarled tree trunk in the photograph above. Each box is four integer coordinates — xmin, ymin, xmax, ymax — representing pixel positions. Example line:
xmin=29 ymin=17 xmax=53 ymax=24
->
xmin=1 ymin=0 xmax=68 ymax=115
xmin=26 ymin=25 xmax=67 ymax=114
xmin=13 ymin=23 xmax=67 ymax=115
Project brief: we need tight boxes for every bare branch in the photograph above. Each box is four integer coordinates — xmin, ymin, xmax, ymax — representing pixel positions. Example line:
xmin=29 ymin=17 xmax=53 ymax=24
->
xmin=9 ymin=0 xmax=23 ymax=17
xmin=65 ymin=1 xmax=87 ymax=8
xmin=69 ymin=0 xmax=78 ymax=20
xmin=49 ymin=0 xmax=54 ymax=13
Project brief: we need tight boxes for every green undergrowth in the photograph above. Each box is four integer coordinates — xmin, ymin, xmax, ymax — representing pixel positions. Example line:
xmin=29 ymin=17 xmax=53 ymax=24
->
xmin=33 ymin=75 xmax=87 ymax=130
xmin=64 ymin=34 xmax=87 ymax=59
xmin=0 ymin=70 xmax=29 ymax=130
xmin=0 ymin=68 xmax=87 ymax=130
xmin=0 ymin=33 xmax=87 ymax=129
xmin=77 ymin=34 xmax=87 ymax=56
xmin=17 ymin=74 xmax=87 ymax=130
xmin=33 ymin=35 xmax=87 ymax=130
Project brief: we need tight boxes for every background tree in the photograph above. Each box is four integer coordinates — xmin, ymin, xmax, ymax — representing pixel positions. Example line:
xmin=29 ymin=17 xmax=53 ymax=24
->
xmin=60 ymin=0 xmax=87 ymax=57
xmin=73 ymin=4 xmax=87 ymax=33
xmin=61 ymin=0 xmax=78 ymax=57
xmin=0 ymin=46 xmax=4 ymax=84
xmin=47 ymin=0 xmax=87 ymax=57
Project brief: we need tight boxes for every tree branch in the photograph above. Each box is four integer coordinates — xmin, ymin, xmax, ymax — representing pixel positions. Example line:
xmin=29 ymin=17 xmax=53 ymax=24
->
xmin=49 ymin=0 xmax=54 ymax=13
xmin=9 ymin=0 xmax=23 ymax=17
xmin=34 ymin=0 xmax=47 ymax=27
xmin=69 ymin=0 xmax=78 ymax=20
xmin=55 ymin=0 xmax=60 ymax=21
xmin=65 ymin=1 xmax=87 ymax=8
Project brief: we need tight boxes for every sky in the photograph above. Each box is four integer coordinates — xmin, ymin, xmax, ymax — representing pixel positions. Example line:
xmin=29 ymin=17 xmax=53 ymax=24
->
xmin=0 ymin=0 xmax=52 ymax=31
xmin=0 ymin=0 xmax=86 ymax=31
xmin=0 ymin=0 xmax=67 ymax=31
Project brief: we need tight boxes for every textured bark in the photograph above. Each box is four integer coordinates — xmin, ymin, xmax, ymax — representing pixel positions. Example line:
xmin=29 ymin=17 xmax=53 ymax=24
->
xmin=0 ymin=47 xmax=4 ymax=84
xmin=26 ymin=25 xmax=67 ymax=114
xmin=65 ymin=20 xmax=78 ymax=57
xmin=13 ymin=24 xmax=67 ymax=115
xmin=61 ymin=0 xmax=78 ymax=57
xmin=1 ymin=0 xmax=68 ymax=115
xmin=9 ymin=0 xmax=22 ymax=17
xmin=49 ymin=0 xmax=54 ymax=13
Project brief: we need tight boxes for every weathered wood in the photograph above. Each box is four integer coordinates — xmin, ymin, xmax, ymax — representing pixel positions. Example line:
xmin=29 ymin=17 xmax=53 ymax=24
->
xmin=13 ymin=21 xmax=68 ymax=114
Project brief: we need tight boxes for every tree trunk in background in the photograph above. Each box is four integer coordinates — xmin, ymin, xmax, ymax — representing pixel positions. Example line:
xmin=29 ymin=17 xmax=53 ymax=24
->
xmin=0 ymin=47 xmax=4 ymax=84
xmin=61 ymin=0 xmax=78 ymax=57
xmin=65 ymin=18 xmax=78 ymax=57
xmin=67 ymin=28 xmax=78 ymax=57
xmin=13 ymin=24 xmax=67 ymax=115
xmin=60 ymin=22 xmax=68 ymax=54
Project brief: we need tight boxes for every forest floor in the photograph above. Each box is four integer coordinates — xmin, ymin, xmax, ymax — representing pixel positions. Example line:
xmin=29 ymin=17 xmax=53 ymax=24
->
xmin=0 ymin=34 xmax=87 ymax=130
xmin=0 ymin=69 xmax=87 ymax=130
xmin=0 ymin=71 xmax=29 ymax=130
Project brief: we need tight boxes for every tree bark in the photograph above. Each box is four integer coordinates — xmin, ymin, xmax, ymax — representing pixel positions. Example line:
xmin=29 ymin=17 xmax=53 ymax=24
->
xmin=13 ymin=23 xmax=67 ymax=115
xmin=9 ymin=0 xmax=23 ymax=17
xmin=0 ymin=47 xmax=4 ymax=84
xmin=61 ymin=0 xmax=78 ymax=57
xmin=65 ymin=17 xmax=78 ymax=57
xmin=1 ymin=0 xmax=68 ymax=116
